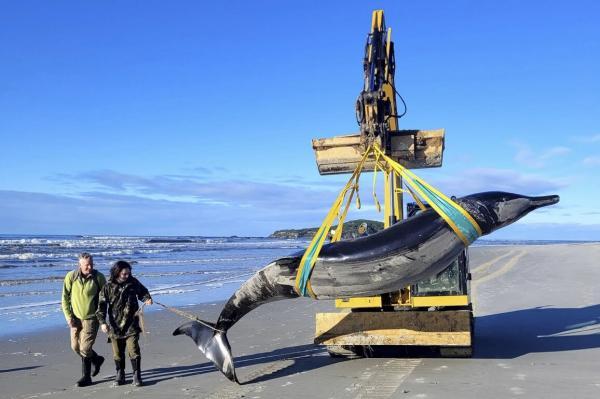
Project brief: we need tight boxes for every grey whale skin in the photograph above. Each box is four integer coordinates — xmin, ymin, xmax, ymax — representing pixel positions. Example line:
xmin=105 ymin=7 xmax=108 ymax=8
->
xmin=173 ymin=191 xmax=559 ymax=383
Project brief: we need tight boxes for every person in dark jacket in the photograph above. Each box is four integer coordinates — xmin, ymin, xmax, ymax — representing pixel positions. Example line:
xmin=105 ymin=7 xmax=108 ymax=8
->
xmin=97 ymin=260 xmax=152 ymax=387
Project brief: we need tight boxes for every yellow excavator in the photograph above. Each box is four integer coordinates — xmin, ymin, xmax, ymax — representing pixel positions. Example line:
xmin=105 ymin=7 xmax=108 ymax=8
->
xmin=312 ymin=10 xmax=473 ymax=357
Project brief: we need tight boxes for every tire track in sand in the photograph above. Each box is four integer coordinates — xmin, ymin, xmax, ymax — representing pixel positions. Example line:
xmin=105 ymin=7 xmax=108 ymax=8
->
xmin=471 ymin=250 xmax=519 ymax=278
xmin=471 ymin=250 xmax=526 ymax=300
xmin=343 ymin=359 xmax=422 ymax=399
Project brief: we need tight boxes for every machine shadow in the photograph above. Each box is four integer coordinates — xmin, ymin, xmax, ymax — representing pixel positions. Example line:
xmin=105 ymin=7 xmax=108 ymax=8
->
xmin=474 ymin=304 xmax=600 ymax=358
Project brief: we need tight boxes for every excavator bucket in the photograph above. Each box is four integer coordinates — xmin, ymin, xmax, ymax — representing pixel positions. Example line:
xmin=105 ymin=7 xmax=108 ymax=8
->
xmin=312 ymin=129 xmax=445 ymax=175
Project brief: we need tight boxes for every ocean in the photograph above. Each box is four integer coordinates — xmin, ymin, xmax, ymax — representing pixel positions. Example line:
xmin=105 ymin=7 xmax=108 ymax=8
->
xmin=0 ymin=234 xmax=591 ymax=337
xmin=0 ymin=235 xmax=307 ymax=337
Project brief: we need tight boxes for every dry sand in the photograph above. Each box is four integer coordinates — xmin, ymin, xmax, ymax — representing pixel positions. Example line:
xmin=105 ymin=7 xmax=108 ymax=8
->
xmin=2 ymin=244 xmax=600 ymax=398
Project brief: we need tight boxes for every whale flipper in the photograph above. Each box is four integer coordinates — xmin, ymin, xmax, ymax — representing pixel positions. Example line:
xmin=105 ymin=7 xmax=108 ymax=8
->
xmin=173 ymin=321 xmax=238 ymax=383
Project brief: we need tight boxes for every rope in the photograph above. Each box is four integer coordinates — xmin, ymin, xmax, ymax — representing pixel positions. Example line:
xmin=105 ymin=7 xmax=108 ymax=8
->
xmin=137 ymin=303 xmax=147 ymax=334
xmin=154 ymin=300 xmax=225 ymax=333
xmin=135 ymin=303 xmax=150 ymax=345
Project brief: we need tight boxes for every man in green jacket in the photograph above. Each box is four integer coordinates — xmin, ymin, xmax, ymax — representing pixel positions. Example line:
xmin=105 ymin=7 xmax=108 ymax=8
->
xmin=61 ymin=252 xmax=107 ymax=387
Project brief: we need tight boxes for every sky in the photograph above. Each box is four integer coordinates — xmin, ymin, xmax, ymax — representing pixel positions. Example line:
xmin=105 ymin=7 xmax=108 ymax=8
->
xmin=1 ymin=1 xmax=599 ymax=239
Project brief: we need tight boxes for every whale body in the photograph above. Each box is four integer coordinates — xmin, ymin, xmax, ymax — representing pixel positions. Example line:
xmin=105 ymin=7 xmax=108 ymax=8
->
xmin=173 ymin=191 xmax=559 ymax=383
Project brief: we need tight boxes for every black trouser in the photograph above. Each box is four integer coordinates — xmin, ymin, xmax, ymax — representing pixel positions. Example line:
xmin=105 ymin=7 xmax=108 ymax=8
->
xmin=111 ymin=334 xmax=140 ymax=362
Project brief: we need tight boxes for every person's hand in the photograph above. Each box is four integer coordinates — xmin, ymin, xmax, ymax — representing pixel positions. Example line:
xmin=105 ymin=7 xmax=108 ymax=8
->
xmin=144 ymin=298 xmax=153 ymax=306
xmin=100 ymin=324 xmax=109 ymax=334
xmin=67 ymin=318 xmax=77 ymax=328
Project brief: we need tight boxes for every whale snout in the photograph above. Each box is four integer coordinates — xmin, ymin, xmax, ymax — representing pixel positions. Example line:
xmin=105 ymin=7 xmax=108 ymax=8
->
xmin=530 ymin=195 xmax=560 ymax=209
xmin=458 ymin=191 xmax=561 ymax=235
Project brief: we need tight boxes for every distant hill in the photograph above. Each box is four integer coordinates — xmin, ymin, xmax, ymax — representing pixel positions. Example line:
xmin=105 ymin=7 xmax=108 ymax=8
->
xmin=269 ymin=219 xmax=384 ymax=240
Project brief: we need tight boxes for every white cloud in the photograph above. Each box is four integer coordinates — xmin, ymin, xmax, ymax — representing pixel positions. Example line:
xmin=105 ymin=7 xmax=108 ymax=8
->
xmin=429 ymin=167 xmax=568 ymax=197
xmin=511 ymin=141 xmax=572 ymax=168
xmin=55 ymin=169 xmax=339 ymax=211
xmin=0 ymin=190 xmax=330 ymax=236
xmin=571 ymin=134 xmax=600 ymax=143
xmin=582 ymin=156 xmax=600 ymax=167
xmin=3 ymin=189 xmax=596 ymax=239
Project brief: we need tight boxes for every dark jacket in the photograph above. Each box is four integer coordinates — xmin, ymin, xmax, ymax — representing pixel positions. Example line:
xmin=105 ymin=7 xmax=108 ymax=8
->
xmin=96 ymin=276 xmax=151 ymax=338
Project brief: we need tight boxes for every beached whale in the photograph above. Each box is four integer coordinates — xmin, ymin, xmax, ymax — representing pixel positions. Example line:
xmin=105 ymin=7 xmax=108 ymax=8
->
xmin=173 ymin=191 xmax=559 ymax=383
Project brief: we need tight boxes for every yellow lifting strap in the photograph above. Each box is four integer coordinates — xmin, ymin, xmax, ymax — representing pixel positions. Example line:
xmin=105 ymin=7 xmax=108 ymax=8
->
xmin=294 ymin=145 xmax=372 ymax=298
xmin=371 ymin=145 xmax=482 ymax=244
xmin=294 ymin=144 xmax=482 ymax=297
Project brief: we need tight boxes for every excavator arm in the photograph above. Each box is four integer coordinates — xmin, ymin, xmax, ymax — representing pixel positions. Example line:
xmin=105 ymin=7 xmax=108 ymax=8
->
xmin=355 ymin=10 xmax=400 ymax=152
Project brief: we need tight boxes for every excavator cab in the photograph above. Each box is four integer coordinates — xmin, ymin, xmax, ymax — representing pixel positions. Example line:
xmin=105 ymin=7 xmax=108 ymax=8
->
xmin=407 ymin=202 xmax=471 ymax=303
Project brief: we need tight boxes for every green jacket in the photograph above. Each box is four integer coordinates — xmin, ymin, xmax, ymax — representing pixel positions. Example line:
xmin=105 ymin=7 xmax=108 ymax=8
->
xmin=61 ymin=269 xmax=106 ymax=322
xmin=96 ymin=277 xmax=151 ymax=338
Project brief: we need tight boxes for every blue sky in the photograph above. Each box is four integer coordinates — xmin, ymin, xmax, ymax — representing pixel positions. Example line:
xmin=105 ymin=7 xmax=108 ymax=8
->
xmin=1 ymin=1 xmax=599 ymax=239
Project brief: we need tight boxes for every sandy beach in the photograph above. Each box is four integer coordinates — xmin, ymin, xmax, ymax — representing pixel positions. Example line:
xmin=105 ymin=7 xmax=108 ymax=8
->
xmin=2 ymin=243 xmax=600 ymax=399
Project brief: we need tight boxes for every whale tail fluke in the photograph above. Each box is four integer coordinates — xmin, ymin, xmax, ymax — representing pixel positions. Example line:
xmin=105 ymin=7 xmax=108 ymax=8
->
xmin=173 ymin=321 xmax=238 ymax=383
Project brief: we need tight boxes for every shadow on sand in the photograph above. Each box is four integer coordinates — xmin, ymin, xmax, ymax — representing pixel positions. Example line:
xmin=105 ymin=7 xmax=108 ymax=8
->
xmin=0 ymin=365 xmax=43 ymax=373
xmin=474 ymin=304 xmax=600 ymax=358
xmin=140 ymin=343 xmax=341 ymax=386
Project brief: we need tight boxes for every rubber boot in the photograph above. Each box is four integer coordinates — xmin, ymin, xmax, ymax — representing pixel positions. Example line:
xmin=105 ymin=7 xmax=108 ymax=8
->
xmin=112 ymin=359 xmax=126 ymax=386
xmin=131 ymin=357 xmax=142 ymax=387
xmin=76 ymin=357 xmax=92 ymax=387
xmin=91 ymin=350 xmax=105 ymax=377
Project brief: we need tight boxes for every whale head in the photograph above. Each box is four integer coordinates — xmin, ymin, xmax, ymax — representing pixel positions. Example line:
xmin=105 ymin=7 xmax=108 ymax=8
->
xmin=456 ymin=191 xmax=560 ymax=235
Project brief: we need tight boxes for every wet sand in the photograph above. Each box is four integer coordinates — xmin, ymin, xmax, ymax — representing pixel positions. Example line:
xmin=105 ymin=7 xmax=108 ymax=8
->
xmin=2 ymin=244 xmax=600 ymax=398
